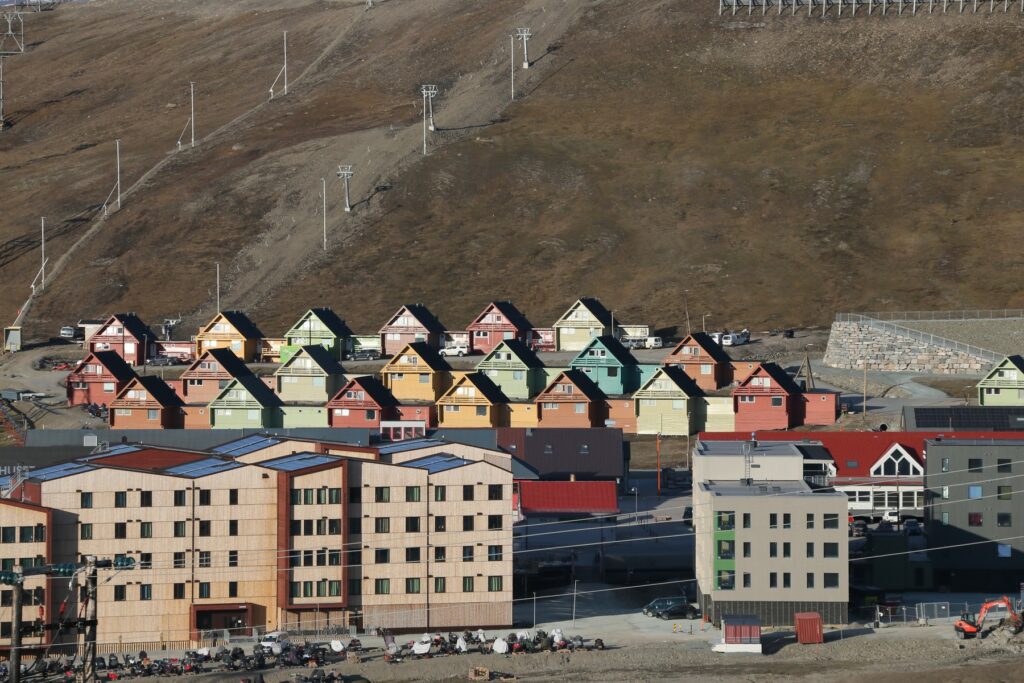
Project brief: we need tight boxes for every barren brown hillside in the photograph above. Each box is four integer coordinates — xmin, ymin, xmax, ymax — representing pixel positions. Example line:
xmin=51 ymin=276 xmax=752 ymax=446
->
xmin=4 ymin=0 xmax=1024 ymax=339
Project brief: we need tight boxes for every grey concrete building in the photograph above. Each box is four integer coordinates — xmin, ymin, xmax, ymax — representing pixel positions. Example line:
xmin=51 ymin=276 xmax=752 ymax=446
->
xmin=692 ymin=439 xmax=834 ymax=486
xmin=925 ymin=439 xmax=1024 ymax=591
xmin=694 ymin=480 xmax=849 ymax=626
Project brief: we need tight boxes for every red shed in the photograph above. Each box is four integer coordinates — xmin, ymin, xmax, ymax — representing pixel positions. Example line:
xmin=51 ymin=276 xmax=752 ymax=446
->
xmin=65 ymin=351 xmax=137 ymax=407
xmin=466 ymin=301 xmax=534 ymax=355
xmin=517 ymin=480 xmax=619 ymax=517
xmin=733 ymin=362 xmax=803 ymax=432
xmin=86 ymin=313 xmax=158 ymax=366
xmin=802 ymin=390 xmax=840 ymax=426
xmin=327 ymin=376 xmax=400 ymax=429
xmin=794 ymin=612 xmax=824 ymax=644
xmin=723 ymin=614 xmax=761 ymax=645
xmin=395 ymin=401 xmax=438 ymax=428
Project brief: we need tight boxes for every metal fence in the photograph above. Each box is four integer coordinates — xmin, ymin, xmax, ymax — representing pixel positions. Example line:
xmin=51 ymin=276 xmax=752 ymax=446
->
xmin=838 ymin=310 xmax=1024 ymax=323
xmin=719 ymin=0 xmax=1024 ymax=14
xmin=863 ymin=599 xmax=1023 ymax=626
xmin=834 ymin=313 xmax=1002 ymax=363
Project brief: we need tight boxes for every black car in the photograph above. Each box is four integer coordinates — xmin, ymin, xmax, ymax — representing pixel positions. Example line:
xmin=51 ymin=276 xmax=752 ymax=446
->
xmin=656 ymin=603 xmax=699 ymax=620
xmin=347 ymin=349 xmax=382 ymax=361
xmin=146 ymin=356 xmax=178 ymax=366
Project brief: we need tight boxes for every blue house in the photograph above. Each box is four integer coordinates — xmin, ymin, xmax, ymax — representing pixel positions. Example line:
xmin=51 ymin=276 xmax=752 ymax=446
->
xmin=568 ymin=335 xmax=641 ymax=396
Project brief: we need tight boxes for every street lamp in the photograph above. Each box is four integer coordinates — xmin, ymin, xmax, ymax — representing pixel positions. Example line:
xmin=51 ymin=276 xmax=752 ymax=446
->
xmin=702 ymin=313 xmax=711 ymax=333
xmin=572 ymin=579 xmax=579 ymax=626
xmin=630 ymin=487 xmax=638 ymax=523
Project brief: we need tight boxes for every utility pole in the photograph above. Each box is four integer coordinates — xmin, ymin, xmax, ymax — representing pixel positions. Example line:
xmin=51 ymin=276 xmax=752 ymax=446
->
xmin=515 ymin=28 xmax=531 ymax=69
xmin=215 ymin=262 xmax=220 ymax=312
xmin=509 ymin=34 xmax=515 ymax=101
xmin=337 ymin=164 xmax=353 ymax=213
xmin=190 ymin=81 xmax=196 ymax=147
xmin=283 ymin=31 xmax=288 ymax=95
xmin=10 ymin=565 xmax=22 ymax=683
xmin=683 ymin=290 xmax=691 ymax=335
xmin=862 ymin=360 xmax=868 ymax=421
xmin=40 ymin=217 xmax=44 ymax=291
xmin=80 ymin=556 xmax=98 ymax=683
xmin=321 ymin=177 xmax=327 ymax=251
xmin=0 ymin=56 xmax=6 ymax=132
xmin=115 ymin=139 xmax=122 ymax=210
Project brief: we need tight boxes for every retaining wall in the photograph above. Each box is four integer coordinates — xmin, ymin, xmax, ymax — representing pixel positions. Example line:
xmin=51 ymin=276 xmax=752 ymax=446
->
xmin=823 ymin=322 xmax=988 ymax=375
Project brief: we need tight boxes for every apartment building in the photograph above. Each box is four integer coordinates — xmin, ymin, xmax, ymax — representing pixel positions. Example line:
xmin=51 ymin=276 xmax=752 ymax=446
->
xmin=694 ymin=480 xmax=849 ymax=626
xmin=0 ymin=500 xmax=55 ymax=651
xmin=1 ymin=436 xmax=513 ymax=648
xmin=925 ymin=439 xmax=1024 ymax=591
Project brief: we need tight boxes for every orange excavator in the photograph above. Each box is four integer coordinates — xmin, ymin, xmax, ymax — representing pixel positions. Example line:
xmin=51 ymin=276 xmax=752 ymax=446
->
xmin=953 ymin=596 xmax=1023 ymax=639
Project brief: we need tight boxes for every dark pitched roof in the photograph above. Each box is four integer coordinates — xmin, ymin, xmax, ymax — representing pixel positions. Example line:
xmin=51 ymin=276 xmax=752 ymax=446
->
xmin=218 ymin=310 xmax=265 ymax=340
xmin=89 ymin=351 xmax=139 ymax=383
xmin=674 ymin=333 xmax=732 ymax=364
xmin=754 ymin=362 xmax=803 ymax=395
xmin=228 ymin=374 xmax=283 ymax=407
xmin=573 ymin=335 xmax=637 ymax=367
xmin=292 ymin=344 xmax=346 ymax=375
xmin=651 ymin=364 xmax=705 ymax=397
xmin=549 ymin=370 xmax=607 ymax=402
xmin=382 ymin=304 xmax=445 ymax=334
xmin=404 ymin=342 xmax=452 ymax=372
xmin=497 ymin=427 xmax=626 ymax=481
xmin=110 ymin=313 xmax=158 ymax=341
xmin=473 ymin=301 xmax=533 ymax=331
xmin=493 ymin=339 xmax=544 ymax=368
xmin=576 ymin=298 xmax=613 ymax=326
xmin=458 ymin=373 xmax=510 ymax=404
xmin=194 ymin=347 xmax=253 ymax=378
xmin=306 ymin=308 xmax=354 ymax=338
xmin=343 ymin=376 xmax=399 ymax=408
xmin=131 ymin=375 xmax=185 ymax=408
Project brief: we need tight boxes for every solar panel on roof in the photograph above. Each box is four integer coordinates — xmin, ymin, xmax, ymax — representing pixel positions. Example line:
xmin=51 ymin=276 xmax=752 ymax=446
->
xmin=402 ymin=453 xmax=472 ymax=474
xmin=377 ymin=439 xmax=445 ymax=454
xmin=211 ymin=434 xmax=281 ymax=456
xmin=80 ymin=444 xmax=141 ymax=461
xmin=29 ymin=462 xmax=96 ymax=481
xmin=164 ymin=458 xmax=242 ymax=478
xmin=262 ymin=453 xmax=338 ymax=472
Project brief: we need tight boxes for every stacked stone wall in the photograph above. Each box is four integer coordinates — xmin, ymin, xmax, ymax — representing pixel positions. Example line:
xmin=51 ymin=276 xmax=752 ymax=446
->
xmin=823 ymin=322 xmax=987 ymax=375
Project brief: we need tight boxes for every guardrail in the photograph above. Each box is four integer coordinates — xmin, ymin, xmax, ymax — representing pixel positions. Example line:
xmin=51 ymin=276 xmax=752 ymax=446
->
xmin=834 ymin=314 xmax=1002 ymax=363
xmin=837 ymin=310 xmax=1024 ymax=322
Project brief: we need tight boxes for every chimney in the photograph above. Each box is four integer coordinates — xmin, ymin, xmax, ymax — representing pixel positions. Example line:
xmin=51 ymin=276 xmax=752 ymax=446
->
xmin=570 ymin=473 xmax=576 ymax=482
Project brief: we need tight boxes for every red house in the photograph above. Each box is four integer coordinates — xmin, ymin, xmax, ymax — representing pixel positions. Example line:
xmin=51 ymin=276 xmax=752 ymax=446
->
xmin=65 ymin=351 xmax=138 ymax=407
xmin=733 ymin=362 xmax=803 ymax=432
xmin=176 ymin=348 xmax=253 ymax=404
xmin=394 ymin=402 xmax=438 ymax=428
xmin=663 ymin=332 xmax=734 ymax=391
xmin=466 ymin=301 xmax=534 ymax=355
xmin=378 ymin=304 xmax=446 ymax=356
xmin=802 ymin=389 xmax=841 ymax=426
xmin=108 ymin=375 xmax=185 ymax=429
xmin=327 ymin=376 xmax=400 ymax=429
xmin=536 ymin=370 xmax=606 ymax=428
xmin=87 ymin=313 xmax=158 ymax=366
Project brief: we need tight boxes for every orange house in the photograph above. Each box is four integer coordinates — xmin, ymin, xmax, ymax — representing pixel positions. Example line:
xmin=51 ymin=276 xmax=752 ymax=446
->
xmin=535 ymin=370 xmax=606 ymax=428
xmin=65 ymin=351 xmax=137 ymax=407
xmin=380 ymin=342 xmax=452 ymax=402
xmin=108 ymin=375 xmax=185 ymax=429
xmin=437 ymin=372 xmax=510 ymax=428
xmin=803 ymin=389 xmax=840 ymax=426
xmin=327 ymin=376 xmax=400 ymax=429
xmin=604 ymin=397 xmax=637 ymax=434
xmin=176 ymin=348 xmax=254 ymax=429
xmin=662 ymin=332 xmax=734 ymax=391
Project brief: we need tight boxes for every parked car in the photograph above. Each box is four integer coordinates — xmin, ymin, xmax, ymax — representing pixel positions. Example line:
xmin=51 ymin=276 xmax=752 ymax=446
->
xmin=439 ymin=343 xmax=470 ymax=357
xmin=721 ymin=329 xmax=750 ymax=346
xmin=851 ymin=520 xmax=868 ymax=537
xmin=642 ymin=596 xmax=687 ymax=617
xmin=881 ymin=510 xmax=901 ymax=524
xmin=259 ymin=631 xmax=290 ymax=651
xmin=347 ymin=348 xmax=382 ymax=361
xmin=904 ymin=519 xmax=922 ymax=536
xmin=682 ymin=506 xmax=693 ymax=526
xmin=146 ymin=356 xmax=178 ymax=366
xmin=876 ymin=520 xmax=894 ymax=533
xmin=655 ymin=603 xmax=699 ymax=620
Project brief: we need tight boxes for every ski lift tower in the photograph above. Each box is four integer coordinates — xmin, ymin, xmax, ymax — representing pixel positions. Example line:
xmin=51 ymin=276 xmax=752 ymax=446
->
xmin=1 ymin=12 xmax=26 ymax=132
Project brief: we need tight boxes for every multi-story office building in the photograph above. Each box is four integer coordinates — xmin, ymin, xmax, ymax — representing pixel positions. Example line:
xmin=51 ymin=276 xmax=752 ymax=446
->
xmin=1 ymin=435 xmax=513 ymax=649
xmin=925 ymin=439 xmax=1024 ymax=591
xmin=0 ymin=500 xmax=54 ymax=650
xmin=694 ymin=480 xmax=849 ymax=625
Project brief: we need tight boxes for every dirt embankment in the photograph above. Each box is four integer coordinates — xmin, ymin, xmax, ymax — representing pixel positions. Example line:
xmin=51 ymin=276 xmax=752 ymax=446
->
xmin=5 ymin=1 xmax=1024 ymax=339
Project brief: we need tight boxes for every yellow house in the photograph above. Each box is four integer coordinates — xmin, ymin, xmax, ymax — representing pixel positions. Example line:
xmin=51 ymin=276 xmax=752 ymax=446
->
xmin=507 ymin=402 xmax=539 ymax=428
xmin=380 ymin=342 xmax=452 ymax=402
xmin=437 ymin=372 xmax=510 ymax=428
xmin=195 ymin=311 xmax=265 ymax=362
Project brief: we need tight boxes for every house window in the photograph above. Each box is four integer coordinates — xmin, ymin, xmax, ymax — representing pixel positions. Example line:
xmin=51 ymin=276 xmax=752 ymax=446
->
xmin=114 ymin=523 xmax=127 ymax=539
xmin=405 ymin=517 xmax=420 ymax=533
xmin=488 ymin=515 xmax=503 ymax=530
xmin=488 ymin=576 xmax=503 ymax=592
xmin=81 ymin=492 xmax=93 ymax=509
xmin=140 ymin=522 xmax=152 ymax=539
xmin=375 ymin=487 xmax=390 ymax=503
xmin=771 ymin=397 xmax=783 ymax=407
xmin=406 ymin=578 xmax=421 ymax=594
xmin=80 ymin=524 xmax=93 ymax=540
xmin=968 ymin=458 xmax=983 ymax=473
xmin=807 ymin=573 xmax=815 ymax=589
xmin=739 ymin=396 xmax=755 ymax=403
xmin=140 ymin=491 xmax=152 ymax=507
xmin=418 ymin=374 xmax=430 ymax=384
xmin=114 ymin=491 xmax=127 ymax=508
xmin=998 ymin=544 xmax=1012 ymax=558
xmin=968 ymin=512 xmax=983 ymax=527
xmin=374 ymin=518 xmax=390 ymax=534
xmin=173 ymin=584 xmax=185 ymax=600
xmin=824 ymin=573 xmax=840 ymax=589
xmin=489 ymin=484 xmax=503 ymax=500
xmin=998 ymin=459 xmax=1012 ymax=473
xmin=700 ymin=364 xmax=712 ymax=375
xmin=463 ymin=516 xmax=475 ymax=531
xmin=488 ymin=545 xmax=503 ymax=561
xmin=806 ymin=542 xmax=814 ymax=558
xmin=824 ymin=543 xmax=839 ymax=558
xmin=406 ymin=486 xmax=421 ymax=502
xmin=434 ymin=546 xmax=446 ymax=563
xmin=173 ymin=552 xmax=185 ymax=568
xmin=435 ymin=516 xmax=446 ymax=532
xmin=114 ymin=585 xmax=126 ymax=602
xmin=968 ymin=485 xmax=983 ymax=500
xmin=199 ymin=551 xmax=211 ymax=568
xmin=742 ymin=513 xmax=751 ymax=529
xmin=769 ymin=573 xmax=778 ymax=589
xmin=823 ymin=514 xmax=839 ymax=529
xmin=463 ymin=577 xmax=475 ymax=593
xmin=174 ymin=490 xmax=186 ymax=506
xmin=476 ymin=405 xmax=488 ymax=417
xmin=463 ymin=546 xmax=474 ymax=562
xmin=140 ymin=585 xmax=153 ymax=601
xmin=997 ymin=513 xmax=1012 ymax=527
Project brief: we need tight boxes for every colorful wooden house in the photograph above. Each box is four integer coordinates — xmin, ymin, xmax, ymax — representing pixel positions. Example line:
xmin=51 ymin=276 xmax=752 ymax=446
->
xmin=634 ymin=365 xmax=703 ymax=436
xmin=378 ymin=304 xmax=446 ymax=356
xmin=87 ymin=313 xmax=158 ymax=366
xmin=280 ymin=307 xmax=353 ymax=363
xmin=466 ymin=301 xmax=534 ymax=354
xmin=703 ymin=396 xmax=736 ymax=433
xmin=535 ymin=370 xmax=606 ymax=428
xmin=553 ymin=298 xmax=615 ymax=351
xmin=195 ymin=311 xmax=265 ymax=362
xmin=437 ymin=372 xmax=510 ymax=428
xmin=327 ymin=376 xmax=400 ymax=429
xmin=176 ymin=348 xmax=253 ymax=403
xmin=604 ymin=397 xmax=637 ymax=433
xmin=208 ymin=375 xmax=283 ymax=429
xmin=380 ymin=342 xmax=452 ymax=402
xmin=803 ymin=389 xmax=841 ymax=426
xmin=663 ymin=332 xmax=734 ymax=391
xmin=65 ymin=351 xmax=138 ymax=407
xmin=507 ymin=402 xmax=540 ymax=428
xmin=569 ymin=335 xmax=641 ymax=395
xmin=731 ymin=360 xmax=761 ymax=385
xmin=476 ymin=339 xmax=546 ymax=400
xmin=733 ymin=362 xmax=803 ymax=432
xmin=274 ymin=345 xmax=346 ymax=403
xmin=108 ymin=375 xmax=185 ymax=429
xmin=976 ymin=356 xmax=1024 ymax=406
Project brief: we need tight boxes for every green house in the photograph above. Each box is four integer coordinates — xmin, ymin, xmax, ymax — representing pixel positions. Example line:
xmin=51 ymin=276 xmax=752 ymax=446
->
xmin=634 ymin=365 xmax=704 ymax=436
xmin=280 ymin=308 xmax=353 ymax=363
xmin=209 ymin=375 xmax=283 ymax=429
xmin=569 ymin=335 xmax=641 ymax=395
xmin=977 ymin=355 xmax=1024 ymax=406
xmin=476 ymin=340 xmax=546 ymax=400
xmin=274 ymin=345 xmax=346 ymax=403
xmin=280 ymin=405 xmax=329 ymax=428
